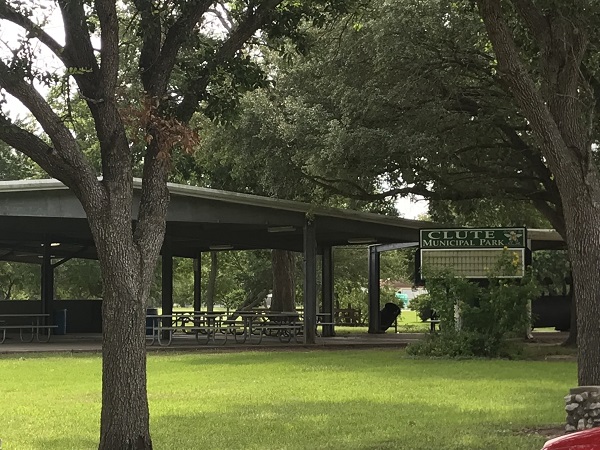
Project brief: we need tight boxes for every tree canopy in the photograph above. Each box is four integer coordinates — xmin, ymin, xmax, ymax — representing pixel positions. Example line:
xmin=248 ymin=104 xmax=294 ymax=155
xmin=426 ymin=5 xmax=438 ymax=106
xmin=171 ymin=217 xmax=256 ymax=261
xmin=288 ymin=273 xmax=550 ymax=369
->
xmin=210 ymin=0 xmax=567 ymax=230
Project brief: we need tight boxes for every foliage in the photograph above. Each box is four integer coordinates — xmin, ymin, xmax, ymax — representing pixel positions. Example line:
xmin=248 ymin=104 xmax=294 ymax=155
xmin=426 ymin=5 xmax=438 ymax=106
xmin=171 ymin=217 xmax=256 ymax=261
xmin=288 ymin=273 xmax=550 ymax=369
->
xmin=428 ymin=198 xmax=552 ymax=230
xmin=332 ymin=247 xmax=411 ymax=317
xmin=409 ymin=293 xmax=434 ymax=321
xmin=0 ymin=350 xmax=574 ymax=450
xmin=0 ymin=261 xmax=39 ymax=300
xmin=54 ymin=259 xmax=103 ymax=300
xmin=532 ymin=250 xmax=571 ymax=295
xmin=408 ymin=251 xmax=540 ymax=358
xmin=0 ymin=139 xmax=40 ymax=180
xmin=194 ymin=87 xmax=399 ymax=213
xmin=406 ymin=330 xmax=526 ymax=359
xmin=208 ymin=0 xmax=566 ymax=233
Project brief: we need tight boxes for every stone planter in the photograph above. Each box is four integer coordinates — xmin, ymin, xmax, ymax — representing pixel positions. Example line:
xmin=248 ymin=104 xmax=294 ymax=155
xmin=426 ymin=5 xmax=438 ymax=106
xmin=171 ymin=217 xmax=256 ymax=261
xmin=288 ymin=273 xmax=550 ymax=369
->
xmin=565 ymin=386 xmax=600 ymax=432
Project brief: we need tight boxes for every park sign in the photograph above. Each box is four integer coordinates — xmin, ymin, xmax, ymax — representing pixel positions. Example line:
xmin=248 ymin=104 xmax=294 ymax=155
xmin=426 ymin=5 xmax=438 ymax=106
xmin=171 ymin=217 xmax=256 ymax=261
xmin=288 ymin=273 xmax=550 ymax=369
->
xmin=418 ymin=227 xmax=527 ymax=280
xmin=420 ymin=227 xmax=526 ymax=249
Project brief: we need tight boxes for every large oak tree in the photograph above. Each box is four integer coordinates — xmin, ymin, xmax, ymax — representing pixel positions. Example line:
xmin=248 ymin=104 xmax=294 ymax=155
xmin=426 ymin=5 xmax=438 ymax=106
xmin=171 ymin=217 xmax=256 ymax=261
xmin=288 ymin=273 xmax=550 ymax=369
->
xmin=477 ymin=0 xmax=600 ymax=385
xmin=0 ymin=1 xmax=354 ymax=448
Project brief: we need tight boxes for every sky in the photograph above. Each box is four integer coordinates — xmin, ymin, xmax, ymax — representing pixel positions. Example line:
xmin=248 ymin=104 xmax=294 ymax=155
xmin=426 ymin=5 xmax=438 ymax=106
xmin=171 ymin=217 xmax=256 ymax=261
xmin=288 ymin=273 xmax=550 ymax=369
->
xmin=396 ymin=196 xmax=428 ymax=220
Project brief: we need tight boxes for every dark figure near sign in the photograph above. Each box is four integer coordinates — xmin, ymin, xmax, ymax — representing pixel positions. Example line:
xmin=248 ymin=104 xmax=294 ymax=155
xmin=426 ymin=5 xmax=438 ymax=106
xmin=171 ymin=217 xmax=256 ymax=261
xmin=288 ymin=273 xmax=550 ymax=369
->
xmin=379 ymin=303 xmax=401 ymax=332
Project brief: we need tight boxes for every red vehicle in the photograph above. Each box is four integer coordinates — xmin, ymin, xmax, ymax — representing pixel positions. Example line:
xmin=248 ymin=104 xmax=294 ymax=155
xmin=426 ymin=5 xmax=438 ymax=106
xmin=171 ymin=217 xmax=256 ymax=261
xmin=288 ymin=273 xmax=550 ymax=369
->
xmin=542 ymin=428 xmax=600 ymax=450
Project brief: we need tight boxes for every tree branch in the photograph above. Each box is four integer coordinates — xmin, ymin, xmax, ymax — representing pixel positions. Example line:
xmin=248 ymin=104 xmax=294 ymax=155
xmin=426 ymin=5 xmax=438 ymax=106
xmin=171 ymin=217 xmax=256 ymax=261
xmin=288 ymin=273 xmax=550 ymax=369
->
xmin=0 ymin=57 xmax=104 ymax=207
xmin=95 ymin=0 xmax=120 ymax=95
xmin=132 ymin=0 xmax=161 ymax=90
xmin=57 ymin=0 xmax=100 ymax=99
xmin=133 ymin=138 xmax=169 ymax=260
xmin=0 ymin=1 xmax=67 ymax=64
xmin=208 ymin=7 xmax=233 ymax=32
xmin=0 ymin=114 xmax=101 ymax=202
xmin=132 ymin=1 xmax=216 ymax=256
xmin=477 ymin=0 xmax=572 ymax=177
xmin=176 ymin=0 xmax=284 ymax=121
xmin=135 ymin=0 xmax=214 ymax=97
xmin=512 ymin=0 xmax=551 ymax=50
xmin=532 ymin=198 xmax=566 ymax=237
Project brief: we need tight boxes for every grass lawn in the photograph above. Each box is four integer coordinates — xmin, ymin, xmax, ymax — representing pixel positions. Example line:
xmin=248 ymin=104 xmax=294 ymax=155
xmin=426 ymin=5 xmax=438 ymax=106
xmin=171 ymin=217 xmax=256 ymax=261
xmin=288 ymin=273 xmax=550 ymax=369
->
xmin=334 ymin=309 xmax=430 ymax=334
xmin=0 ymin=349 xmax=574 ymax=450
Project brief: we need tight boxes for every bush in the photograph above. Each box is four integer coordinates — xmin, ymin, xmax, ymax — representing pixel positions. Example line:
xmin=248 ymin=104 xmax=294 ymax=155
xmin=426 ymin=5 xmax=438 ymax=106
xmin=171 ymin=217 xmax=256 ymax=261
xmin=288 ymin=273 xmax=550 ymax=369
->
xmin=406 ymin=330 xmax=525 ymax=359
xmin=407 ymin=252 xmax=540 ymax=358
xmin=409 ymin=293 xmax=434 ymax=321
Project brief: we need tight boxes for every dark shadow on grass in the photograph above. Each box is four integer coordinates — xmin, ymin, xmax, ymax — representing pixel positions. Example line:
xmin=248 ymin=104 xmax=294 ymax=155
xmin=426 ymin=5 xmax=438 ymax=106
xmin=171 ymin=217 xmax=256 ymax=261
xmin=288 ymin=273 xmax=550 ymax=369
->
xmin=144 ymin=399 xmax=549 ymax=450
xmin=0 ymin=352 xmax=101 ymax=361
xmin=165 ymin=350 xmax=349 ymax=367
xmin=33 ymin=435 xmax=97 ymax=450
xmin=168 ymin=349 xmax=576 ymax=383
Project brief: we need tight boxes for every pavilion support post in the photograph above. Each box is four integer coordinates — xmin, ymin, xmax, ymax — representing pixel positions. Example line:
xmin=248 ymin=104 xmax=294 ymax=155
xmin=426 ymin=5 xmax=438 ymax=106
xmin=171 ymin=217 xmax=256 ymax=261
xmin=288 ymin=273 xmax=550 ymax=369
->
xmin=193 ymin=254 xmax=202 ymax=312
xmin=525 ymin=241 xmax=533 ymax=339
xmin=368 ymin=246 xmax=382 ymax=334
xmin=41 ymin=238 xmax=54 ymax=321
xmin=161 ymin=237 xmax=173 ymax=333
xmin=321 ymin=246 xmax=335 ymax=337
xmin=303 ymin=218 xmax=317 ymax=344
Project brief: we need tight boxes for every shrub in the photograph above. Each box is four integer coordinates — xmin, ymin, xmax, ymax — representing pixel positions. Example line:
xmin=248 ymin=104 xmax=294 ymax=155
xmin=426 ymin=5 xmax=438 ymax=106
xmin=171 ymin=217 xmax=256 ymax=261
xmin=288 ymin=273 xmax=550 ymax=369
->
xmin=407 ymin=251 xmax=540 ymax=358
xmin=407 ymin=330 xmax=525 ymax=359
xmin=409 ymin=293 xmax=434 ymax=321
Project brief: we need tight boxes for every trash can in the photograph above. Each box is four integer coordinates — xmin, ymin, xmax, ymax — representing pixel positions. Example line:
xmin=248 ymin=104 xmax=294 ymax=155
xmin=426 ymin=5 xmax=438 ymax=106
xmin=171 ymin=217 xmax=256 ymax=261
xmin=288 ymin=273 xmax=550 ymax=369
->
xmin=146 ymin=308 xmax=159 ymax=335
xmin=54 ymin=309 xmax=67 ymax=335
xmin=395 ymin=291 xmax=410 ymax=309
xmin=379 ymin=302 xmax=401 ymax=332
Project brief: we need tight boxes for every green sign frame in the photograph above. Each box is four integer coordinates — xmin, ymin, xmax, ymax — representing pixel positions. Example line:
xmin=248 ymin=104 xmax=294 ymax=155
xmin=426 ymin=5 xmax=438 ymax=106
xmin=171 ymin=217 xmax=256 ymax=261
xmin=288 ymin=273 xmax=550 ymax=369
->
xmin=419 ymin=227 xmax=526 ymax=249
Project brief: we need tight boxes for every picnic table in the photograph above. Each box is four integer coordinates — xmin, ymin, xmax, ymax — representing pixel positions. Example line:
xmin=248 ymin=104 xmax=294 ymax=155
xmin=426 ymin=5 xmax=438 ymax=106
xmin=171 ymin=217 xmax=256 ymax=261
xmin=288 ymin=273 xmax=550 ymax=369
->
xmin=316 ymin=312 xmax=334 ymax=335
xmin=145 ymin=310 xmax=306 ymax=346
xmin=146 ymin=311 xmax=236 ymax=346
xmin=0 ymin=313 xmax=56 ymax=343
xmin=231 ymin=310 xmax=303 ymax=345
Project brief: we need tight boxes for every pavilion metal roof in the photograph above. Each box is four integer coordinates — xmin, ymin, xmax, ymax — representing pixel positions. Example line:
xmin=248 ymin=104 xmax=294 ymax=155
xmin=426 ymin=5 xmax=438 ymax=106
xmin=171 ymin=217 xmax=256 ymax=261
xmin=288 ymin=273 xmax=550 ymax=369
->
xmin=0 ymin=179 xmax=565 ymax=264
xmin=0 ymin=178 xmax=435 ymax=263
xmin=527 ymin=228 xmax=565 ymax=250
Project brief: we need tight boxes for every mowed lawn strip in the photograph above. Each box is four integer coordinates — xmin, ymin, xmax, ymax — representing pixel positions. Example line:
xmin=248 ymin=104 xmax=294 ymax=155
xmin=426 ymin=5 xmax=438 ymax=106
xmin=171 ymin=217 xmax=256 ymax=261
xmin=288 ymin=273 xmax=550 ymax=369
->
xmin=0 ymin=349 xmax=574 ymax=450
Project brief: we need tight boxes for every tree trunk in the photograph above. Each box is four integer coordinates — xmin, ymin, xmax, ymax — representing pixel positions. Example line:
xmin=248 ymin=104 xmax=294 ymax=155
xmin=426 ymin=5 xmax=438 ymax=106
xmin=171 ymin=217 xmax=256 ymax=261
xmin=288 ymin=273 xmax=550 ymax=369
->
xmin=88 ymin=196 xmax=164 ymax=450
xmin=565 ymin=210 xmax=600 ymax=383
xmin=228 ymin=288 xmax=269 ymax=321
xmin=1 ymin=279 xmax=13 ymax=301
xmin=270 ymin=250 xmax=296 ymax=311
xmin=205 ymin=251 xmax=218 ymax=312
xmin=564 ymin=284 xmax=577 ymax=347
xmin=99 ymin=262 xmax=151 ymax=450
xmin=563 ymin=293 xmax=577 ymax=347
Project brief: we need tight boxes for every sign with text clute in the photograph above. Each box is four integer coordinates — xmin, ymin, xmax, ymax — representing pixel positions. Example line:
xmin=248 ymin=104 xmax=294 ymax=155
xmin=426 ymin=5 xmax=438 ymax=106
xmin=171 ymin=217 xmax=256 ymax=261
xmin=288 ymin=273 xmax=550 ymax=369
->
xmin=419 ymin=228 xmax=526 ymax=249
xmin=418 ymin=227 xmax=527 ymax=280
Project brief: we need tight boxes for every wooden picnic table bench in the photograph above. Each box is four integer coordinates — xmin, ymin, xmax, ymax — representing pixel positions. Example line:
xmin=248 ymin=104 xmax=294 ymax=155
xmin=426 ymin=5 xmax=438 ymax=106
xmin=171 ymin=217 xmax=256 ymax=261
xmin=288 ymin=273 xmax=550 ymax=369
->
xmin=236 ymin=311 xmax=303 ymax=344
xmin=146 ymin=312 xmax=241 ymax=346
xmin=0 ymin=314 xmax=58 ymax=343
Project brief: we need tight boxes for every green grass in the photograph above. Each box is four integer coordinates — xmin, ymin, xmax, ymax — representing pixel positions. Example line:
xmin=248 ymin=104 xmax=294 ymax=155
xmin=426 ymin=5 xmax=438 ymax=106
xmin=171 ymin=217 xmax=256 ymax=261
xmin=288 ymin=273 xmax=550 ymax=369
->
xmin=0 ymin=349 xmax=574 ymax=449
xmin=334 ymin=309 xmax=430 ymax=334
